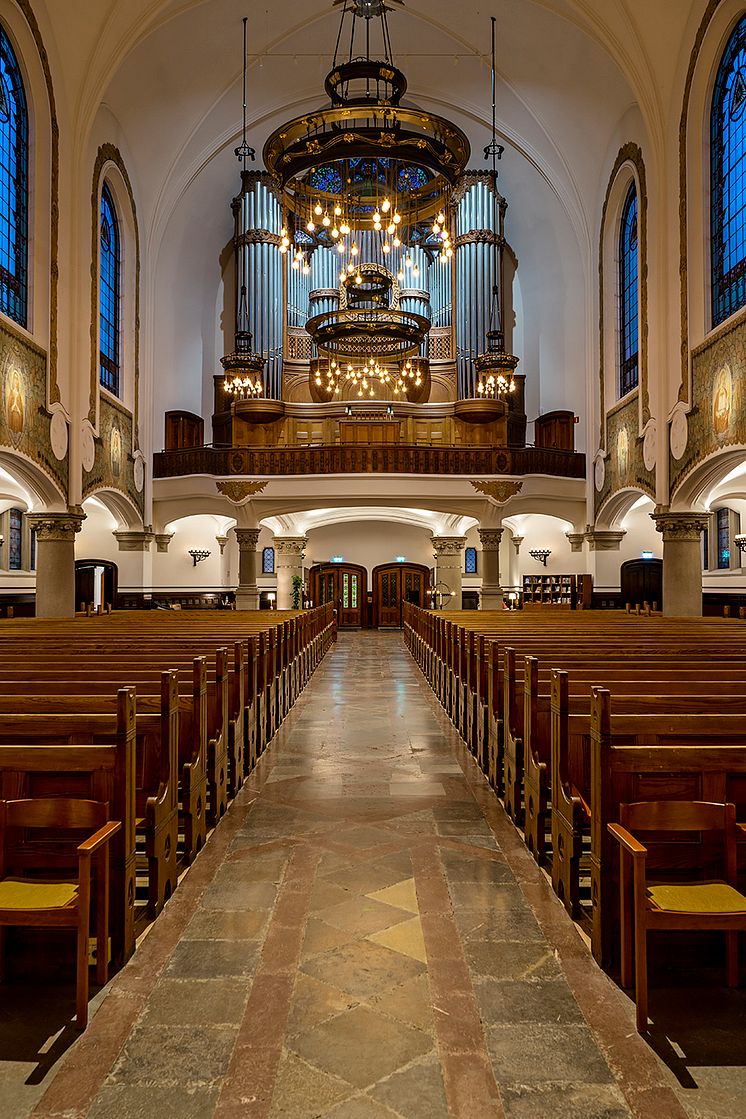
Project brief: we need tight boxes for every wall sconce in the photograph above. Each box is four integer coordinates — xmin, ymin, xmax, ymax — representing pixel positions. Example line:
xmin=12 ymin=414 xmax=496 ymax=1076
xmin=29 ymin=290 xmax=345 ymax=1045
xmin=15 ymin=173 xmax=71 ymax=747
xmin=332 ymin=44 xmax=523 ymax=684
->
xmin=529 ymin=548 xmax=551 ymax=566
xmin=735 ymin=535 xmax=746 ymax=556
xmin=188 ymin=549 xmax=211 ymax=566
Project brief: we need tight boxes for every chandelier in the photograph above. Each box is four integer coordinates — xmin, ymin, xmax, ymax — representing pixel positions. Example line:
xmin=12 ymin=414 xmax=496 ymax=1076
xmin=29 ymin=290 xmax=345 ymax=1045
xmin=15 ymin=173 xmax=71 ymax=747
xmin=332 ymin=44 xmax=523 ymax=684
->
xmin=315 ymin=355 xmax=425 ymax=399
xmin=264 ymin=0 xmax=470 ymax=273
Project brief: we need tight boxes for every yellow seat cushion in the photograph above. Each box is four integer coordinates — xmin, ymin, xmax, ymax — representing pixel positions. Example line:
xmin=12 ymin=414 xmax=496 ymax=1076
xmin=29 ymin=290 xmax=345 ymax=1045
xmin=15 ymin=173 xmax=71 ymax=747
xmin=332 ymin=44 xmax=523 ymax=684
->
xmin=0 ymin=878 xmax=78 ymax=911
xmin=647 ymin=881 xmax=746 ymax=914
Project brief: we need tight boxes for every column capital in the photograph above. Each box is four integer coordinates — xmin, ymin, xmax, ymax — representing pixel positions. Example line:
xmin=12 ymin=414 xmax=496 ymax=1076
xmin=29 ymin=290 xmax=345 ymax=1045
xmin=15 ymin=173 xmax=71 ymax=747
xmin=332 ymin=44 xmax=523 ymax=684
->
xmin=26 ymin=508 xmax=86 ymax=542
xmin=234 ymin=528 xmax=261 ymax=548
xmin=275 ymin=536 xmax=308 ymax=557
xmin=432 ymin=535 xmax=467 ymax=557
xmin=155 ymin=533 xmax=174 ymax=553
xmin=651 ymin=507 xmax=708 ymax=542
xmin=114 ymin=529 xmax=154 ymax=552
xmin=478 ymin=527 xmax=504 ymax=550
xmin=511 ymin=534 xmax=524 ymax=554
xmin=566 ymin=532 xmax=585 ymax=553
xmin=584 ymin=527 xmax=626 ymax=551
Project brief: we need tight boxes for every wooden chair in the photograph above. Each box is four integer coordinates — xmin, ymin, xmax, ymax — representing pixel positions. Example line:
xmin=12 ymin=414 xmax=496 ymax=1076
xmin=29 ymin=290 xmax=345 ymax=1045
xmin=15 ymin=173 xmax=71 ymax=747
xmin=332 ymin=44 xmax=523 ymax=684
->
xmin=0 ymin=798 xmax=121 ymax=1029
xmin=608 ymin=800 xmax=746 ymax=1033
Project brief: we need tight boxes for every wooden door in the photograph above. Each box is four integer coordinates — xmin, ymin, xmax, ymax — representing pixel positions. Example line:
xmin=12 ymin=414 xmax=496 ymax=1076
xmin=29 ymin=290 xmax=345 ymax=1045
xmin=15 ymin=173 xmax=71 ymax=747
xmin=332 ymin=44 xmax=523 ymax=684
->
xmin=309 ymin=564 xmax=366 ymax=628
xmin=373 ymin=563 xmax=430 ymax=628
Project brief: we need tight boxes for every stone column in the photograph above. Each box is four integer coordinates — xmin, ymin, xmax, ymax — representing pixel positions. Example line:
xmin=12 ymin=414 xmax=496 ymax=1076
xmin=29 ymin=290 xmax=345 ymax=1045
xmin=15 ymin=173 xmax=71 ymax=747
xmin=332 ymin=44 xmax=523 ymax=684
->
xmin=27 ymin=508 xmax=85 ymax=619
xmin=432 ymin=536 xmax=466 ymax=610
xmin=275 ymin=536 xmax=307 ymax=610
xmin=651 ymin=509 xmax=708 ymax=617
xmin=234 ymin=528 xmax=261 ymax=611
xmin=478 ymin=527 xmax=504 ymax=610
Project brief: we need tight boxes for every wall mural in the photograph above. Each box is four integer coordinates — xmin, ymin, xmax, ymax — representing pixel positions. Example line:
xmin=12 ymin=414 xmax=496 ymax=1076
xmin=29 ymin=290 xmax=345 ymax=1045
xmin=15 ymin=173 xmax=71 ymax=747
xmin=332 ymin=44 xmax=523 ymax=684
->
xmin=670 ymin=315 xmax=746 ymax=496
xmin=82 ymin=396 xmax=144 ymax=518
xmin=595 ymin=394 xmax=655 ymax=514
xmin=0 ymin=321 xmax=68 ymax=499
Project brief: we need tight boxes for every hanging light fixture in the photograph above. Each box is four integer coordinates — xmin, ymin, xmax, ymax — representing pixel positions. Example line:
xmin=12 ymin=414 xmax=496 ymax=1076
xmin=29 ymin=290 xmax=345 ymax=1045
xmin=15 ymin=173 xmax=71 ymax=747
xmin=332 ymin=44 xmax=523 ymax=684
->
xmin=474 ymin=13 xmax=518 ymax=401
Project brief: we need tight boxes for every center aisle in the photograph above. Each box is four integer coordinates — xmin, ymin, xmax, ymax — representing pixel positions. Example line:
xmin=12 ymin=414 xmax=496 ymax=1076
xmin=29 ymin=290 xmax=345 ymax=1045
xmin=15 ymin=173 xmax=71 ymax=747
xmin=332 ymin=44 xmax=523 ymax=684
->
xmin=34 ymin=633 xmax=685 ymax=1119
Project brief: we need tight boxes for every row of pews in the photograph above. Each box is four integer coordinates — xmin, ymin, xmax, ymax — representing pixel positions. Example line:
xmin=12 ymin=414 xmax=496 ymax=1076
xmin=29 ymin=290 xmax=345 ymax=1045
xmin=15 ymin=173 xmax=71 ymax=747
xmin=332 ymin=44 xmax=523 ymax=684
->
xmin=403 ymin=602 xmax=746 ymax=1026
xmin=0 ymin=605 xmax=334 ymax=1024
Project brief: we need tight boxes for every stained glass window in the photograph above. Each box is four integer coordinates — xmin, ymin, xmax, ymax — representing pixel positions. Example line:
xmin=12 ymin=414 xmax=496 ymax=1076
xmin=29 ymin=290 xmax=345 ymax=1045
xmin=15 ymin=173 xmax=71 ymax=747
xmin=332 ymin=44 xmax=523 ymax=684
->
xmin=717 ymin=507 xmax=731 ymax=569
xmin=0 ymin=25 xmax=28 ymax=327
xmin=99 ymin=183 xmax=120 ymax=395
xmin=712 ymin=16 xmax=746 ymax=327
xmin=351 ymin=574 xmax=358 ymax=609
xmin=619 ymin=183 xmax=639 ymax=397
xmin=342 ymin=572 xmax=349 ymax=609
xmin=8 ymin=507 xmax=22 ymax=570
xmin=465 ymin=547 xmax=477 ymax=575
xmin=262 ymin=546 xmax=275 ymax=574
xmin=703 ymin=524 xmax=709 ymax=570
xmin=30 ymin=526 xmax=35 ymax=571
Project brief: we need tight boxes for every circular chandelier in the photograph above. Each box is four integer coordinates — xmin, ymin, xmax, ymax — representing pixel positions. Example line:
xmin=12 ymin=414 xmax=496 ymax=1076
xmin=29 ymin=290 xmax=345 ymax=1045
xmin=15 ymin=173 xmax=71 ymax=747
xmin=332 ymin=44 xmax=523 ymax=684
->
xmin=264 ymin=0 xmax=470 ymax=272
xmin=314 ymin=356 xmax=426 ymax=399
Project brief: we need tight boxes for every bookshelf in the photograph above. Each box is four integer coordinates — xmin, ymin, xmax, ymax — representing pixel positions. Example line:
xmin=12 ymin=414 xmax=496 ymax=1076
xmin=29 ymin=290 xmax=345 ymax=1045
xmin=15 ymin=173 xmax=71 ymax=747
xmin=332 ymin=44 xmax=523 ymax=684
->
xmin=522 ymin=573 xmax=592 ymax=609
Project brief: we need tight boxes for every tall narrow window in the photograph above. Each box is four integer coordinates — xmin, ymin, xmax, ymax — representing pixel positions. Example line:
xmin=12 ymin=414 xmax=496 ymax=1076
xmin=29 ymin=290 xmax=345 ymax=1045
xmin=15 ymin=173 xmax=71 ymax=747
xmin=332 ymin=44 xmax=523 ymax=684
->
xmin=717 ymin=507 xmax=731 ymax=569
xmin=0 ymin=26 xmax=28 ymax=327
xmin=99 ymin=183 xmax=120 ymax=395
xmin=619 ymin=183 xmax=639 ymax=396
xmin=262 ymin=546 xmax=275 ymax=574
xmin=465 ymin=547 xmax=478 ymax=575
xmin=712 ymin=16 xmax=746 ymax=327
xmin=8 ymin=507 xmax=22 ymax=570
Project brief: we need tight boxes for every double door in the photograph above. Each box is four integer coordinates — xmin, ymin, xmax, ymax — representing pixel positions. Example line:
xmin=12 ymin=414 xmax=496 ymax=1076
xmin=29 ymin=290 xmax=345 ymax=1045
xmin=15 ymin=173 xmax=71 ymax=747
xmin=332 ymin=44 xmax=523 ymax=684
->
xmin=310 ymin=563 xmax=367 ymax=628
xmin=373 ymin=563 xmax=430 ymax=628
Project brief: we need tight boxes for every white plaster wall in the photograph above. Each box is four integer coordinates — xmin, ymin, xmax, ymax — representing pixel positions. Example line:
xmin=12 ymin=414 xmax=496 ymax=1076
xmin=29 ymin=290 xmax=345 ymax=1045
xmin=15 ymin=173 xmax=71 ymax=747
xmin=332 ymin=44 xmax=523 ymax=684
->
xmin=304 ymin=521 xmax=434 ymax=576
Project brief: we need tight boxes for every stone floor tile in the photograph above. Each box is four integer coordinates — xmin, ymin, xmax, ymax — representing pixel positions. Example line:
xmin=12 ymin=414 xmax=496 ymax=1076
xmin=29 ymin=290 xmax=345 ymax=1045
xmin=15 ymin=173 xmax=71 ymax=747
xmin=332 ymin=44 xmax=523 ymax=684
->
xmin=165 ymin=939 xmax=259 ymax=979
xmin=286 ymin=973 xmax=357 ymax=1037
xmin=367 ymin=877 xmax=419 ymax=914
xmin=183 ymin=907 xmax=271 ymax=941
xmin=326 ymin=1096 xmax=402 ymax=1118
xmin=364 ymin=974 xmax=435 ymax=1034
xmin=367 ymin=916 xmax=428 ymax=963
xmin=500 ymin=1083 xmax=631 ymax=1118
xmin=465 ymin=939 xmax=562 ymax=981
xmin=369 ymin=1057 xmax=449 ymax=1119
xmin=269 ymin=1051 xmax=354 ymax=1117
xmin=290 ymin=1005 xmax=433 ymax=1090
xmin=141 ymin=978 xmax=249 ymax=1027
xmin=474 ymin=976 xmax=585 ymax=1025
xmin=319 ymin=895 xmax=413 ymax=936
xmin=110 ymin=1024 xmax=238 ymax=1086
xmin=486 ymin=1022 xmax=616 ymax=1086
xmin=88 ymin=1083 xmax=220 ymax=1119
xmin=300 ymin=940 xmax=427 ymax=999
xmin=301 ymin=917 xmax=359 ymax=960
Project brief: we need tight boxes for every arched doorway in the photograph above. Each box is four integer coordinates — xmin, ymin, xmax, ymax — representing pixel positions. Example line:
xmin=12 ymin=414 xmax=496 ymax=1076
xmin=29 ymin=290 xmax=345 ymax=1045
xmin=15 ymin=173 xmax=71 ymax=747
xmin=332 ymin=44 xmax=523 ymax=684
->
xmin=309 ymin=563 xmax=367 ymax=628
xmin=75 ymin=560 xmax=118 ymax=611
xmin=373 ymin=562 xmax=430 ymax=628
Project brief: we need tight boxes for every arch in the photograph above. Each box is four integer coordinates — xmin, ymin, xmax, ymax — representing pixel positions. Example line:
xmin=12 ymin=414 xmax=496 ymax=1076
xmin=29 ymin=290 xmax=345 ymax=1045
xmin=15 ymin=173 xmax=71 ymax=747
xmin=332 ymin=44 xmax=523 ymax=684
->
xmin=0 ymin=22 xmax=29 ymax=328
xmin=1 ymin=1 xmax=58 ymax=396
xmin=671 ymin=444 xmax=746 ymax=511
xmin=89 ymin=144 xmax=141 ymax=432
xmin=598 ymin=144 xmax=648 ymax=440
xmin=595 ymin=486 xmax=651 ymax=530
xmin=85 ymin=486 xmax=143 ymax=531
xmin=710 ymin=14 xmax=746 ymax=330
xmin=0 ymin=447 xmax=66 ymax=510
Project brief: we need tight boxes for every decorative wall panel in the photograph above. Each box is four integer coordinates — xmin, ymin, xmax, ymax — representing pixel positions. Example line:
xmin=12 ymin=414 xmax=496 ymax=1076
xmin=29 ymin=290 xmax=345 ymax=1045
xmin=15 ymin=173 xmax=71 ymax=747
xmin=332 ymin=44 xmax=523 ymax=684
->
xmin=594 ymin=394 xmax=654 ymax=515
xmin=0 ymin=320 xmax=67 ymax=498
xmin=82 ymin=395 xmax=144 ymax=518
xmin=670 ymin=314 xmax=746 ymax=497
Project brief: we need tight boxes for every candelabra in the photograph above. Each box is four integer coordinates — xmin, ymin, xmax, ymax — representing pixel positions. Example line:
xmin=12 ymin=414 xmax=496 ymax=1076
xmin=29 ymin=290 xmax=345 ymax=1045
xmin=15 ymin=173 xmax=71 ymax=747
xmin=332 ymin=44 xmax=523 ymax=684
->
xmin=528 ymin=549 xmax=551 ymax=567
xmin=188 ymin=549 xmax=211 ymax=566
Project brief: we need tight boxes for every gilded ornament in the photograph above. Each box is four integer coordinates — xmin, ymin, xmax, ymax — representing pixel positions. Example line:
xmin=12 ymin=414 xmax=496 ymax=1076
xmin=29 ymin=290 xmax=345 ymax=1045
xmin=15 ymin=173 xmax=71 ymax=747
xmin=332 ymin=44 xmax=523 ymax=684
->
xmin=216 ymin=480 xmax=268 ymax=503
xmin=470 ymin=479 xmax=523 ymax=503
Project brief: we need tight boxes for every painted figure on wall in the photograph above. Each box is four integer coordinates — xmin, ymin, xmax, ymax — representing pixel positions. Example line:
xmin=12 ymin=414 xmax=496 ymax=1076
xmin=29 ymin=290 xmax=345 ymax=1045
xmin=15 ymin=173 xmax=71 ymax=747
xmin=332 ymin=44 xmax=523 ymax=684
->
xmin=111 ymin=425 xmax=122 ymax=479
xmin=5 ymin=368 xmax=25 ymax=441
xmin=616 ymin=425 xmax=629 ymax=478
xmin=713 ymin=364 xmax=732 ymax=437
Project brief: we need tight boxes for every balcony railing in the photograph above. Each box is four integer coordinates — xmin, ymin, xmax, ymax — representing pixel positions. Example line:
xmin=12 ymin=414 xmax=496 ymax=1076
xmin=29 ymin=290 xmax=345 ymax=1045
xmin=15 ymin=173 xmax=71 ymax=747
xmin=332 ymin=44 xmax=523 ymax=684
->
xmin=153 ymin=443 xmax=586 ymax=480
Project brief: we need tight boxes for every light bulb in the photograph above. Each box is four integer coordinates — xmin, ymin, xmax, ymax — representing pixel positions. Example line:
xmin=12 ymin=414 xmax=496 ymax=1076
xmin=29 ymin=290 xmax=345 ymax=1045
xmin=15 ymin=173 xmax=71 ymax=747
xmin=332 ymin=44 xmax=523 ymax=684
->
xmin=279 ymin=244 xmax=288 ymax=254
xmin=437 ymin=211 xmax=445 ymax=224
xmin=340 ymin=222 xmax=350 ymax=236
xmin=291 ymin=258 xmax=299 ymax=269
xmin=405 ymin=255 xmax=412 ymax=268
xmin=393 ymin=235 xmax=401 ymax=247
xmin=387 ymin=222 xmax=395 ymax=235
xmin=331 ymin=227 xmax=339 ymax=238
xmin=307 ymin=220 xmax=316 ymax=232
xmin=340 ymin=270 xmax=346 ymax=281
xmin=440 ymin=253 xmax=447 ymax=263
xmin=397 ymin=269 xmax=404 ymax=281
xmin=432 ymin=222 xmax=440 ymax=234
xmin=334 ymin=204 xmax=342 ymax=216
xmin=281 ymin=226 xmax=287 ymax=237
xmin=413 ymin=263 xmax=419 ymax=276
xmin=347 ymin=263 xmax=355 ymax=273
xmin=382 ymin=198 xmax=391 ymax=213
xmin=393 ymin=212 xmax=401 ymax=224
xmin=355 ymin=273 xmax=362 ymax=284
xmin=373 ymin=210 xmax=381 ymax=223
xmin=337 ymin=242 xmax=345 ymax=254
xmin=314 ymin=203 xmax=323 ymax=216
xmin=382 ymin=241 xmax=390 ymax=254
xmin=446 ymin=246 xmax=453 ymax=257
xmin=322 ymin=214 xmax=331 ymax=227
xmin=351 ymin=243 xmax=358 ymax=256
xmin=302 ymin=263 xmax=310 ymax=274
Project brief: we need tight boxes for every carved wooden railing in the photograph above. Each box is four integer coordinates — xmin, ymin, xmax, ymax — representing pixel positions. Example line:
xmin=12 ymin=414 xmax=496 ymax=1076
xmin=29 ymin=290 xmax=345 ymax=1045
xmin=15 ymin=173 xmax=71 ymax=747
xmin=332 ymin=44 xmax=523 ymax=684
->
xmin=153 ymin=443 xmax=585 ymax=480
